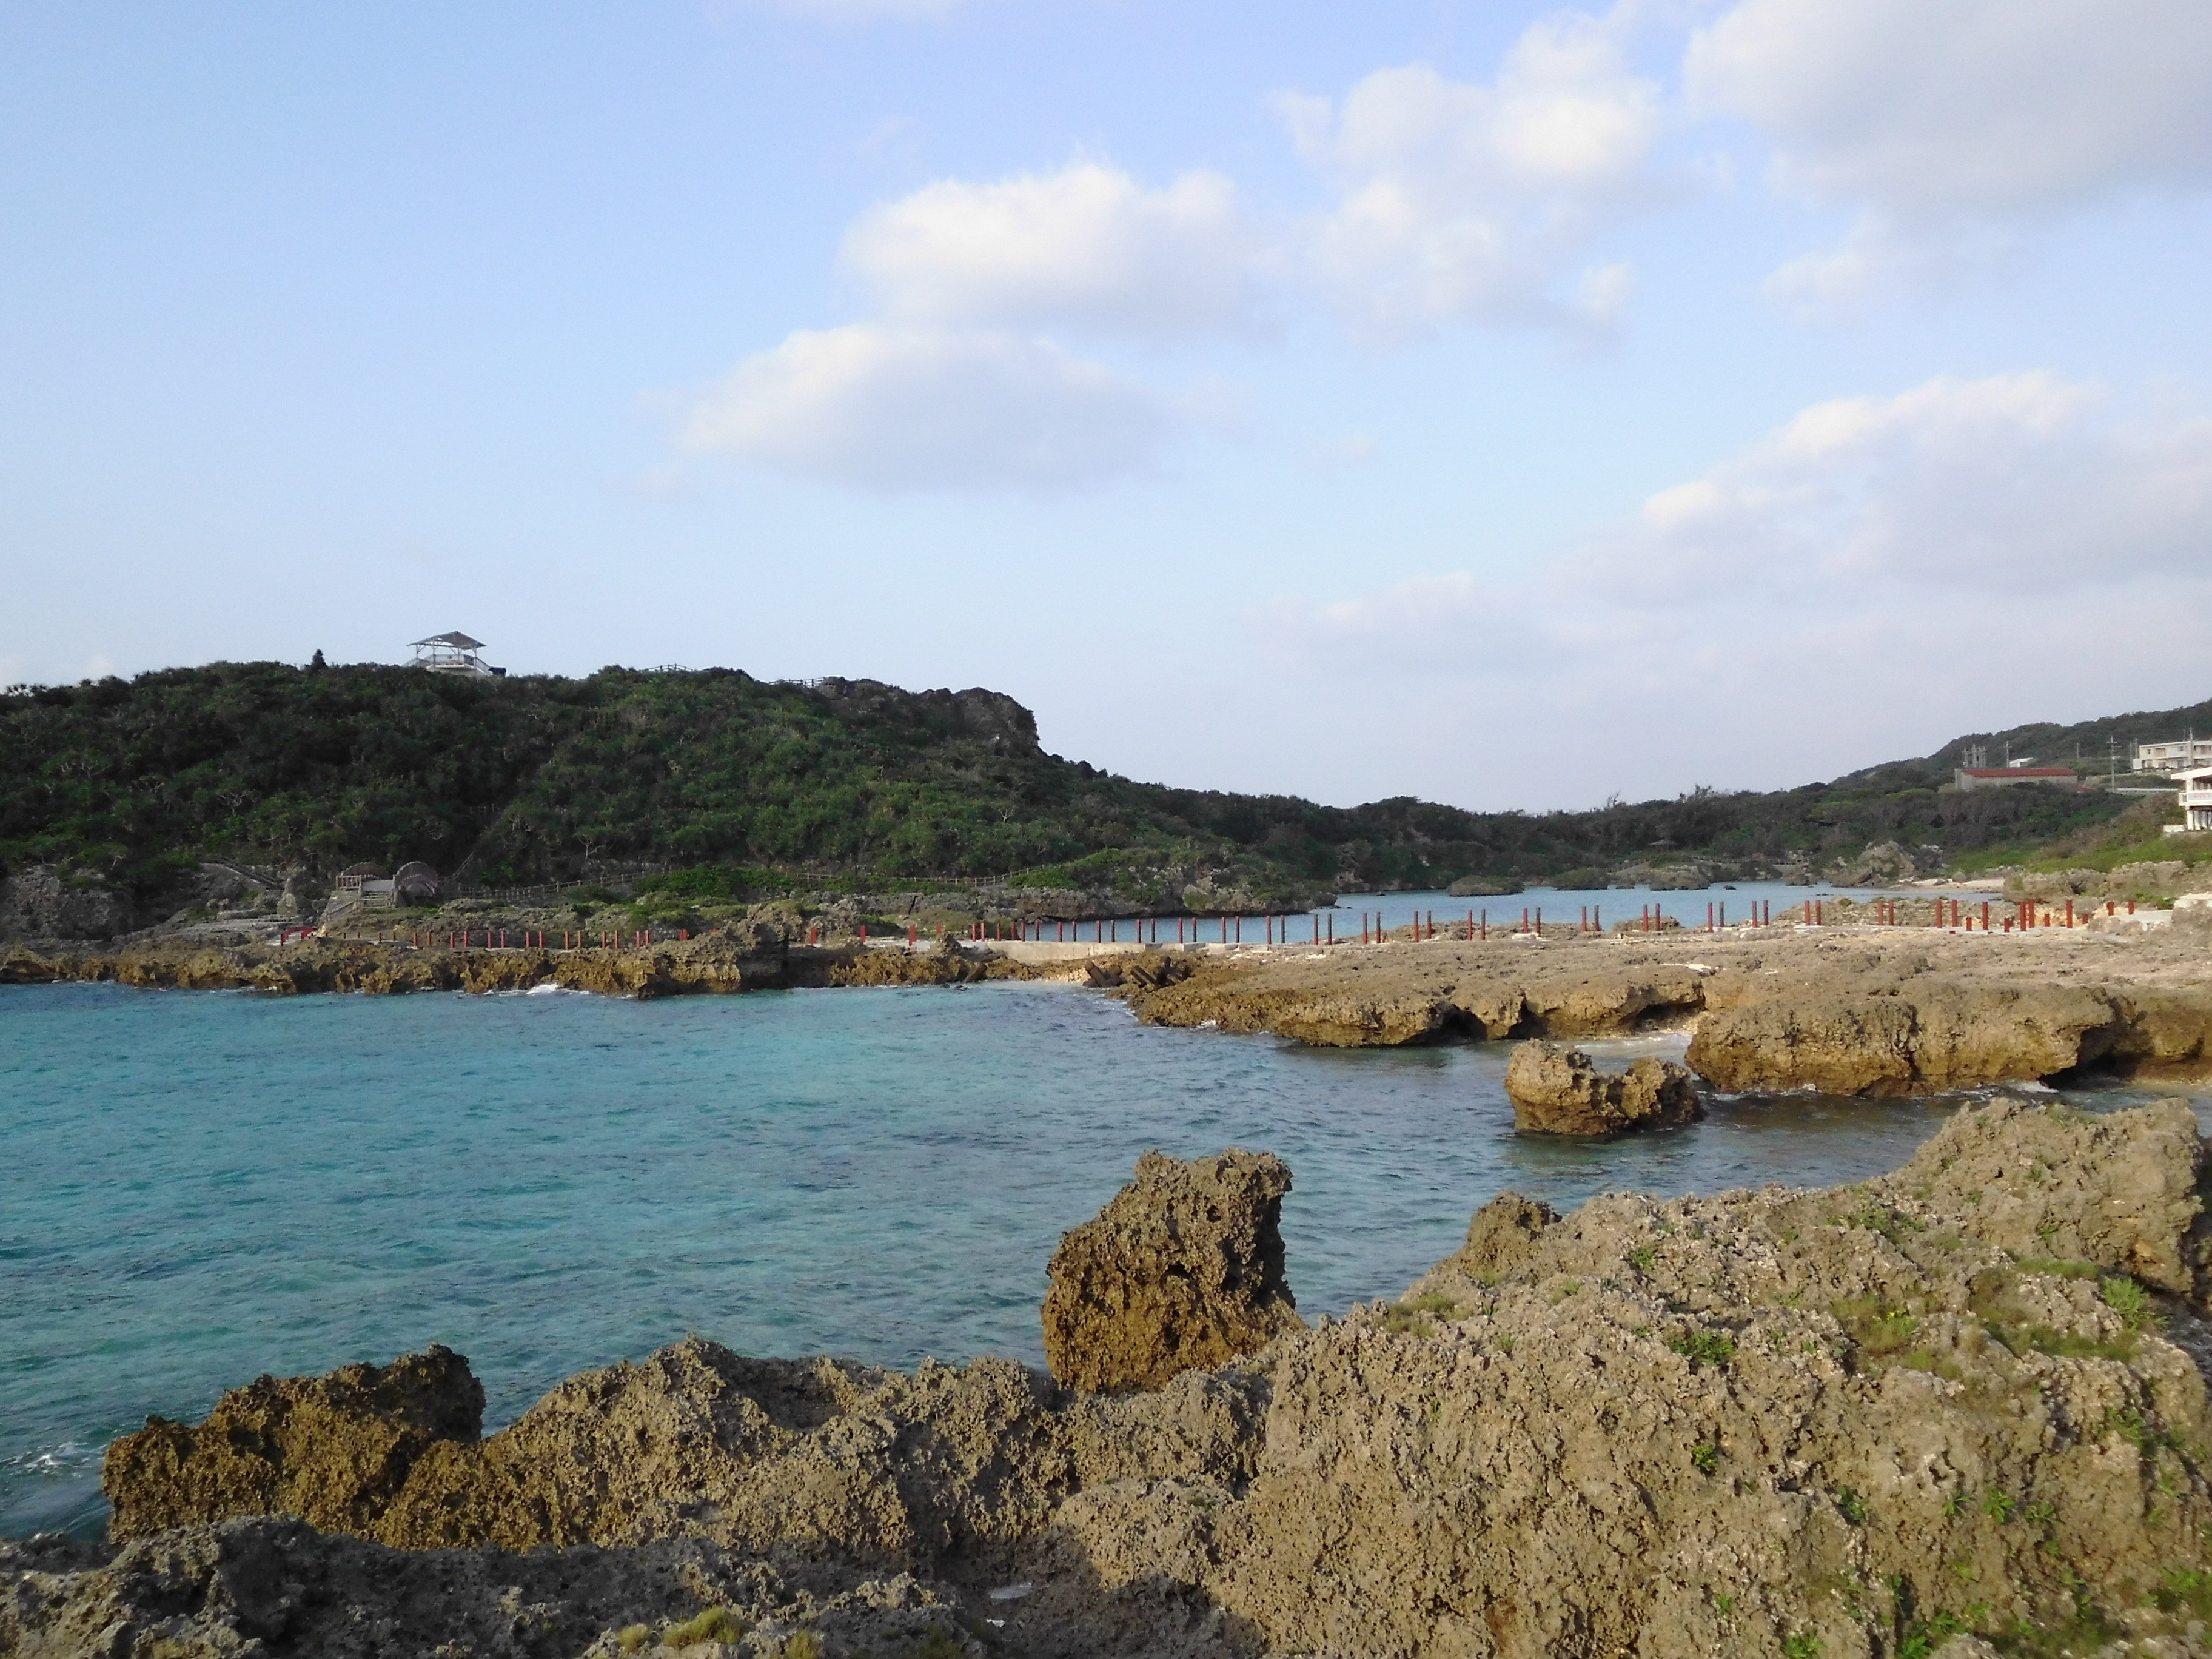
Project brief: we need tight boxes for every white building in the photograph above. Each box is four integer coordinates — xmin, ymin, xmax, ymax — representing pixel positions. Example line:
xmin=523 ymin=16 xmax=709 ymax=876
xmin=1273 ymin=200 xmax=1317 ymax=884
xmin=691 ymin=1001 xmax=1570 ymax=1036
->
xmin=2133 ymin=737 xmax=2212 ymax=773
xmin=2176 ymin=765 xmax=2212 ymax=833
xmin=409 ymin=632 xmax=504 ymax=677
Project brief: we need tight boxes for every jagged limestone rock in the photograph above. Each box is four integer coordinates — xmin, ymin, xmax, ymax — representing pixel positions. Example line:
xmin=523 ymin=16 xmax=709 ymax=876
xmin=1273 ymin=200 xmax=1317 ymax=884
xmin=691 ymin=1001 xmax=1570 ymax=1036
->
xmin=1504 ymin=1041 xmax=1701 ymax=1134
xmin=1041 ymin=1149 xmax=1303 ymax=1393
xmin=78 ymin=1103 xmax=2212 ymax=1658
xmin=103 ymin=1346 xmax=483 ymax=1541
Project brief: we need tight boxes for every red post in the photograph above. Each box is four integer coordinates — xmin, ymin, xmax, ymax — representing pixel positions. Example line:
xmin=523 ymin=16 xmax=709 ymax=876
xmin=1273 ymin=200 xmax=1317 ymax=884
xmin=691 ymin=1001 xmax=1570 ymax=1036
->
xmin=1982 ymin=901 xmax=1990 ymax=929
xmin=1535 ymin=906 xmax=1541 ymax=936
xmin=1720 ymin=901 xmax=1726 ymax=928
xmin=1706 ymin=902 xmax=1714 ymax=933
xmin=860 ymin=925 xmax=867 ymax=943
xmin=2065 ymin=900 xmax=2074 ymax=928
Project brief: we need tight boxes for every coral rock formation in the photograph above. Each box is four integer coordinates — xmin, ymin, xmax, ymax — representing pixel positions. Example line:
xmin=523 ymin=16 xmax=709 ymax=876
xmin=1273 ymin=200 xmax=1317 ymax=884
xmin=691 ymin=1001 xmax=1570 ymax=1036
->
xmin=1449 ymin=1192 xmax=1561 ymax=1280
xmin=1504 ymin=1041 xmax=1701 ymax=1134
xmin=104 ymin=1346 xmax=483 ymax=1541
xmin=56 ymin=1101 xmax=2212 ymax=1657
xmin=1041 ymin=1150 xmax=1302 ymax=1393
xmin=2 ymin=1518 xmax=973 ymax=1659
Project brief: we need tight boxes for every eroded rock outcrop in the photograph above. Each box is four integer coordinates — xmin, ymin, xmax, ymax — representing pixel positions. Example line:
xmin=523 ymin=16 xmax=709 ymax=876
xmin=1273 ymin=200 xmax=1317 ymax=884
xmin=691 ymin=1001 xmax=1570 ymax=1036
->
xmin=103 ymin=1341 xmax=1268 ymax=1563
xmin=1504 ymin=1041 xmax=1701 ymax=1134
xmin=1446 ymin=1192 xmax=1560 ymax=1281
xmin=1 ymin=1518 xmax=976 ymax=1659
xmin=104 ymin=1346 xmax=482 ymax=1541
xmin=0 ymin=863 xmax=133 ymax=940
xmin=1686 ymin=981 xmax=2126 ymax=1095
xmin=67 ymin=1102 xmax=2212 ymax=1657
xmin=86 ymin=1097 xmax=2212 ymax=1654
xmin=2 ymin=932 xmax=810 ymax=999
xmin=1041 ymin=1150 xmax=1302 ymax=1393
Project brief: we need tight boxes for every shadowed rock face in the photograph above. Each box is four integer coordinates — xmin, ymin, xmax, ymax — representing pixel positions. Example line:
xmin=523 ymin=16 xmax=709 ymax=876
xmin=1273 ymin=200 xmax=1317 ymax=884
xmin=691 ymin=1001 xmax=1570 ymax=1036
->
xmin=1504 ymin=1042 xmax=1701 ymax=1135
xmin=1042 ymin=1150 xmax=1303 ymax=1393
xmin=1 ymin=1518 xmax=973 ymax=1659
xmin=1451 ymin=1193 xmax=1561 ymax=1281
xmin=103 ymin=1346 xmax=483 ymax=1541
xmin=75 ymin=1102 xmax=2212 ymax=1658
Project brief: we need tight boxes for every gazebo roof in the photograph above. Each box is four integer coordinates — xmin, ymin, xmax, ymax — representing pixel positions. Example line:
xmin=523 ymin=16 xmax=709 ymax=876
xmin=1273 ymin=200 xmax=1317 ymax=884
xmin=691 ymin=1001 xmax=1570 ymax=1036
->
xmin=411 ymin=631 xmax=486 ymax=649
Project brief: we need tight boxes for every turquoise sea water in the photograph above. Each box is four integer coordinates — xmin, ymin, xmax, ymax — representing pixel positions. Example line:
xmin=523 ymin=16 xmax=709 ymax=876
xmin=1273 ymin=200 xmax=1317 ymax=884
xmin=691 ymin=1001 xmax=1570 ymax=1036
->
xmin=1 ymin=976 xmax=2190 ymax=1540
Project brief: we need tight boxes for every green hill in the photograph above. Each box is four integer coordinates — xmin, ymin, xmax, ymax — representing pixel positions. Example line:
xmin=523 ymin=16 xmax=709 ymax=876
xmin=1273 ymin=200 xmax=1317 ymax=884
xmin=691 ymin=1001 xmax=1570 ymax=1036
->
xmin=1 ymin=660 xmax=2192 ymax=917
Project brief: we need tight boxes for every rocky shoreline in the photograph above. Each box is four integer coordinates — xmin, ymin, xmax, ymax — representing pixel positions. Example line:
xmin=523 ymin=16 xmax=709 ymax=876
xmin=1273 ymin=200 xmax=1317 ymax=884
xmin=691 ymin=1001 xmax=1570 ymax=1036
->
xmin=0 ymin=930 xmax=1051 ymax=1000
xmin=11 ymin=1101 xmax=2212 ymax=1656
xmin=10 ymin=915 xmax=2212 ymax=1101
xmin=1110 ymin=921 xmax=2212 ymax=1095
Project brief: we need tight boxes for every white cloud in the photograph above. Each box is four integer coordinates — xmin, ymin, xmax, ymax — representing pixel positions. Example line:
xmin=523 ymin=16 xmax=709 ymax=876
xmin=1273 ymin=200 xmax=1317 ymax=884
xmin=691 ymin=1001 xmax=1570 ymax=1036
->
xmin=1590 ymin=371 xmax=2212 ymax=594
xmin=1255 ymin=372 xmax=2212 ymax=799
xmin=681 ymin=323 xmax=1167 ymax=492
xmin=1687 ymin=0 xmax=2212 ymax=308
xmin=840 ymin=163 xmax=1262 ymax=339
xmin=1279 ymin=10 xmax=1663 ymax=337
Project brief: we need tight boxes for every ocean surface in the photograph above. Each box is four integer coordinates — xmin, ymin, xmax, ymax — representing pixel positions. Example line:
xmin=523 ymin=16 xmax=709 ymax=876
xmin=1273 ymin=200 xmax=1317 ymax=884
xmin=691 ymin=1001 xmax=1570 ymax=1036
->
xmin=3 ymin=965 xmax=2194 ymax=1540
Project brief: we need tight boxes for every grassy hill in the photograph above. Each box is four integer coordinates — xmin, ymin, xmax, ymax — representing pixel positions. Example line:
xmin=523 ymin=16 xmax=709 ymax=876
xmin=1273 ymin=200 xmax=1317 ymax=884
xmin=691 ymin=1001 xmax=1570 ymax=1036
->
xmin=1 ymin=660 xmax=2195 ymax=913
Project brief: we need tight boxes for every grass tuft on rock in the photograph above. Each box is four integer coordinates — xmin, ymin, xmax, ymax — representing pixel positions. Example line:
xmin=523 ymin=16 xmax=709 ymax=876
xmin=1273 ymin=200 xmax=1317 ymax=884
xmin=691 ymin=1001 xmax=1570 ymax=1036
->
xmin=1668 ymin=1326 xmax=1737 ymax=1368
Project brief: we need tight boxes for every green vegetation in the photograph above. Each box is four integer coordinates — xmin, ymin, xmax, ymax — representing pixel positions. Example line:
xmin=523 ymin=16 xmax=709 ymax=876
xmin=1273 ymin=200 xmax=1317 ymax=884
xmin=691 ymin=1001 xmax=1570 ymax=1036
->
xmin=1967 ymin=795 xmax=2212 ymax=878
xmin=1691 ymin=1441 xmax=1719 ymax=1474
xmin=1832 ymin=1297 xmax=1920 ymax=1361
xmin=1897 ymin=1609 xmax=1977 ymax=1658
xmin=1379 ymin=1290 xmax=1463 ymax=1335
xmin=8 ymin=660 xmax=2196 ymax=910
xmin=2151 ymin=1567 xmax=2212 ymax=1618
xmin=1968 ymin=1270 xmax=2138 ymax=1363
xmin=662 ymin=1607 xmax=746 ymax=1647
xmin=1780 ymin=1631 xmax=1822 ymax=1658
xmin=2100 ymin=1275 xmax=2161 ymax=1330
xmin=1834 ymin=1487 xmax=1869 ymax=1526
xmin=1668 ymin=1326 xmax=1737 ymax=1367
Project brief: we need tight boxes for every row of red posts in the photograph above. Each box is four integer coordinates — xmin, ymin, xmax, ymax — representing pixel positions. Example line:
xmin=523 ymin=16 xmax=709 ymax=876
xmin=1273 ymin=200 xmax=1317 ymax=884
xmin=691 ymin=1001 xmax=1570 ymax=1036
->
xmin=343 ymin=891 xmax=2148 ymax=955
xmin=367 ymin=928 xmax=691 ymax=950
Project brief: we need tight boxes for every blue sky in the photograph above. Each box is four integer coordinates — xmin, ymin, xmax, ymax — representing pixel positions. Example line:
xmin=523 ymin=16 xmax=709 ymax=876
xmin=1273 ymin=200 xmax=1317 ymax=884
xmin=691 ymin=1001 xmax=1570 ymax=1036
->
xmin=4 ymin=0 xmax=2210 ymax=807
